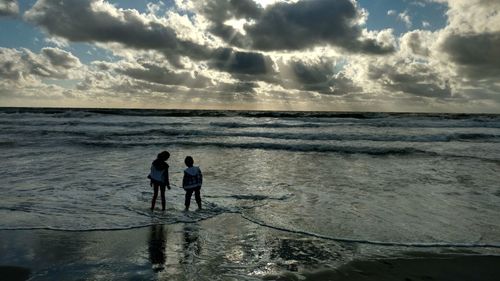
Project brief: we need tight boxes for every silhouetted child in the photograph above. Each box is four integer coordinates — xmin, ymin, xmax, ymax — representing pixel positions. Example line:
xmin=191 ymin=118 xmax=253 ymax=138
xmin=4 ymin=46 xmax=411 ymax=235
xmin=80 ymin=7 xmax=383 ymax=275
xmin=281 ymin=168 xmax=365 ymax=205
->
xmin=182 ymin=156 xmax=203 ymax=211
xmin=148 ymin=151 xmax=171 ymax=211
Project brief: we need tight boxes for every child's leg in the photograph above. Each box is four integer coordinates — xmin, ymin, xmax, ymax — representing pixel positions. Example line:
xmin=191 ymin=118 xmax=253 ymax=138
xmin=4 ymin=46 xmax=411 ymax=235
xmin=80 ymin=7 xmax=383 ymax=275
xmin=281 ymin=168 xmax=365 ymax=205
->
xmin=194 ymin=187 xmax=201 ymax=209
xmin=151 ymin=184 xmax=159 ymax=210
xmin=160 ymin=185 xmax=166 ymax=211
xmin=185 ymin=189 xmax=194 ymax=210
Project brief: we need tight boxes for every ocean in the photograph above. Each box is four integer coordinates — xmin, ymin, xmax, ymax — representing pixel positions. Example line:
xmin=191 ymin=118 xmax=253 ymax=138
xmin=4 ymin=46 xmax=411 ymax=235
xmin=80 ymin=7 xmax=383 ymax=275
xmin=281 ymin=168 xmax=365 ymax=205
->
xmin=1 ymin=108 xmax=500 ymax=279
xmin=1 ymin=107 xmax=499 ymax=245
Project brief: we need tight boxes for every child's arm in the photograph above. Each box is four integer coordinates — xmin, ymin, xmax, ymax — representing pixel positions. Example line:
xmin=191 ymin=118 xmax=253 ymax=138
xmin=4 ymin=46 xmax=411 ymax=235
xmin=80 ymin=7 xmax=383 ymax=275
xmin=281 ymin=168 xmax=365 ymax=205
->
xmin=199 ymin=169 xmax=203 ymax=186
xmin=182 ymin=172 xmax=187 ymax=189
xmin=163 ymin=166 xmax=170 ymax=189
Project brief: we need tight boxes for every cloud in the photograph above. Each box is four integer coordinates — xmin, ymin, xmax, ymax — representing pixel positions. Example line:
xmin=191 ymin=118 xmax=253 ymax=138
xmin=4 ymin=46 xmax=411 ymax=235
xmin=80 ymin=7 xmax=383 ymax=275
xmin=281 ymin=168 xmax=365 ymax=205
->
xmin=340 ymin=29 xmax=454 ymax=101
xmin=367 ymin=62 xmax=451 ymax=98
xmin=198 ymin=0 xmax=395 ymax=54
xmin=3 ymin=0 xmax=497 ymax=111
xmin=114 ymin=62 xmax=213 ymax=88
xmin=24 ymin=0 xmax=282 ymax=79
xmin=435 ymin=0 xmax=500 ymax=79
xmin=41 ymin=47 xmax=81 ymax=69
xmin=44 ymin=37 xmax=69 ymax=48
xmin=441 ymin=0 xmax=500 ymax=33
xmin=387 ymin=9 xmax=412 ymax=29
xmin=0 ymin=47 xmax=85 ymax=105
xmin=401 ymin=30 xmax=432 ymax=57
xmin=398 ymin=10 xmax=412 ymax=28
xmin=24 ymin=0 xmax=210 ymax=65
xmin=0 ymin=0 xmax=18 ymax=16
xmin=441 ymin=32 xmax=500 ymax=78
xmin=0 ymin=47 xmax=82 ymax=81
xmin=276 ymin=58 xmax=362 ymax=95
xmin=209 ymin=48 xmax=274 ymax=76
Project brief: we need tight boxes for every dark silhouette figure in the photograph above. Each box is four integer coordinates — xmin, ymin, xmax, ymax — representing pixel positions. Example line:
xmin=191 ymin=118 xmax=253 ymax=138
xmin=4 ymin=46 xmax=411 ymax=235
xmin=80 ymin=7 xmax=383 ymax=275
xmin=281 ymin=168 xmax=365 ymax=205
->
xmin=148 ymin=224 xmax=166 ymax=272
xmin=182 ymin=156 xmax=203 ymax=211
xmin=148 ymin=151 xmax=171 ymax=211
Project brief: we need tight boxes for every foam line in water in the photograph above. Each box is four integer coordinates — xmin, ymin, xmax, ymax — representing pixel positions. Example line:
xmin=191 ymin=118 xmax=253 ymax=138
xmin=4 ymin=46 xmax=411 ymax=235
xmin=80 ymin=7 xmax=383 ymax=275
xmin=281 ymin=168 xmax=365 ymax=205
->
xmin=7 ymin=127 xmax=500 ymax=143
xmin=239 ymin=213 xmax=500 ymax=249
xmin=1 ymin=199 xmax=499 ymax=249
xmin=79 ymin=140 xmax=438 ymax=155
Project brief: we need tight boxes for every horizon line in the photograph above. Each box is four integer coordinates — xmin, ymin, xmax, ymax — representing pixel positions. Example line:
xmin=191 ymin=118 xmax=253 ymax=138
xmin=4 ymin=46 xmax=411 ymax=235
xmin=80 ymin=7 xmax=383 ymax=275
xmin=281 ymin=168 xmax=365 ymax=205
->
xmin=1 ymin=106 xmax=499 ymax=116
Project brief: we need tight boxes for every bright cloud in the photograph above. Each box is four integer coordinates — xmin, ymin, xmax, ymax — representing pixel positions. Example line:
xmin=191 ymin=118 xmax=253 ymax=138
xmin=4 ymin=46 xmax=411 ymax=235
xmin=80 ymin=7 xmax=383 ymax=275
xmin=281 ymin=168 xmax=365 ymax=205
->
xmin=0 ymin=0 xmax=498 ymax=112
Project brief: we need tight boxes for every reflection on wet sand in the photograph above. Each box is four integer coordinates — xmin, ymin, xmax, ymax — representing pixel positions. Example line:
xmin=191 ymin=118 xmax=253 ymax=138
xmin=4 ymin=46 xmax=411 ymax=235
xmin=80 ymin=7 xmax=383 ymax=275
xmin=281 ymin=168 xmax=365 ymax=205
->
xmin=2 ymin=213 xmax=499 ymax=281
xmin=148 ymin=224 xmax=166 ymax=272
xmin=181 ymin=223 xmax=202 ymax=279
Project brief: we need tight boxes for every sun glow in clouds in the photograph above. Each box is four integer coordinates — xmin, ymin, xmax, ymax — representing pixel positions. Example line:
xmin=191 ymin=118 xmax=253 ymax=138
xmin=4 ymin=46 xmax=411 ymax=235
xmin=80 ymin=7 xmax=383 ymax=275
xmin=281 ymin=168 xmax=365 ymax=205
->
xmin=253 ymin=0 xmax=300 ymax=8
xmin=0 ymin=0 xmax=498 ymax=112
xmin=224 ymin=18 xmax=251 ymax=35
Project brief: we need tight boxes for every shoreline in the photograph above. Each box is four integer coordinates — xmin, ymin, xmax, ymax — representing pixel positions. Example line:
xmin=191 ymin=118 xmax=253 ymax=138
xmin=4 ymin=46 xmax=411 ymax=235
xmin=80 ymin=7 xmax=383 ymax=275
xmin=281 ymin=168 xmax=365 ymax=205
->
xmin=2 ymin=213 xmax=499 ymax=281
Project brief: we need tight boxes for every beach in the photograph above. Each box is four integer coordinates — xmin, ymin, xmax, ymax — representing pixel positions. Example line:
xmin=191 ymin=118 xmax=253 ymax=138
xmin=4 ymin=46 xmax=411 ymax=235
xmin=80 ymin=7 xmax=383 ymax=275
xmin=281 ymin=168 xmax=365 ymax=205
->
xmin=2 ymin=0 xmax=500 ymax=278
xmin=2 ymin=0 xmax=500 ymax=279
xmin=2 ymin=213 xmax=500 ymax=281
xmin=1 ymin=108 xmax=500 ymax=280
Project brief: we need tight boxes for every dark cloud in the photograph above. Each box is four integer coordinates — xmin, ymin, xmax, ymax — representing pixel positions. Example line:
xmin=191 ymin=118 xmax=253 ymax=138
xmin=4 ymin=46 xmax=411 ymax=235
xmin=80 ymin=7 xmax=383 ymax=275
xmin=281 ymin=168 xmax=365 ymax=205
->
xmin=230 ymin=81 xmax=258 ymax=93
xmin=0 ymin=49 xmax=22 ymax=80
xmin=441 ymin=32 xmax=500 ymax=78
xmin=202 ymin=0 xmax=394 ymax=54
xmin=0 ymin=0 xmax=18 ymax=16
xmin=41 ymin=47 xmax=81 ymax=69
xmin=24 ymin=0 xmax=210 ymax=65
xmin=209 ymin=48 xmax=273 ymax=76
xmin=199 ymin=0 xmax=260 ymax=47
xmin=388 ymin=82 xmax=451 ymax=98
xmin=201 ymin=0 xmax=261 ymax=25
xmin=217 ymin=81 xmax=258 ymax=94
xmin=91 ymin=61 xmax=113 ymax=71
xmin=116 ymin=62 xmax=212 ymax=88
xmin=84 ymin=69 xmax=259 ymax=103
xmin=24 ymin=0 xmax=279 ymax=78
xmin=228 ymin=0 xmax=262 ymax=19
xmin=0 ymin=47 xmax=81 ymax=81
xmin=402 ymin=31 xmax=430 ymax=56
xmin=247 ymin=0 xmax=357 ymax=50
xmin=368 ymin=63 xmax=451 ymax=98
xmin=281 ymin=60 xmax=362 ymax=95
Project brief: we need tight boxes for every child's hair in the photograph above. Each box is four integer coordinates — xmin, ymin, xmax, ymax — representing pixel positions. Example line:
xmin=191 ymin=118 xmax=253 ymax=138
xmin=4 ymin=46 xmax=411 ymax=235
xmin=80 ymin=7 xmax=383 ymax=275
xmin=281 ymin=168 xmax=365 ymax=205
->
xmin=158 ymin=151 xmax=170 ymax=160
xmin=184 ymin=156 xmax=194 ymax=166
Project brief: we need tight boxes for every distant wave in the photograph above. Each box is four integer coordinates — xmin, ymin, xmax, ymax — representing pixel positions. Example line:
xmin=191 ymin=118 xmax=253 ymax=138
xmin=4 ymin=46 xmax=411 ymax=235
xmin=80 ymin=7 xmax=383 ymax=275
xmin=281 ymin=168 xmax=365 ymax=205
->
xmin=1 ymin=107 xmax=499 ymax=120
xmin=73 ymin=139 xmax=500 ymax=161
xmin=0 ymin=140 xmax=16 ymax=147
xmin=0 ymin=119 xmax=185 ymax=128
xmin=78 ymin=140 xmax=437 ymax=156
xmin=6 ymin=127 xmax=500 ymax=143
xmin=209 ymin=122 xmax=323 ymax=128
xmin=211 ymin=120 xmax=500 ymax=129
xmin=4 ymin=118 xmax=500 ymax=129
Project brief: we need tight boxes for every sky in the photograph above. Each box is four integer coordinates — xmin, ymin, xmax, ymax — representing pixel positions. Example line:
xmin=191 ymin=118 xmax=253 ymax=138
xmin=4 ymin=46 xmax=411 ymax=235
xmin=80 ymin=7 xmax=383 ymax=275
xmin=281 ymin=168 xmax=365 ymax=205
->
xmin=0 ymin=0 xmax=499 ymax=112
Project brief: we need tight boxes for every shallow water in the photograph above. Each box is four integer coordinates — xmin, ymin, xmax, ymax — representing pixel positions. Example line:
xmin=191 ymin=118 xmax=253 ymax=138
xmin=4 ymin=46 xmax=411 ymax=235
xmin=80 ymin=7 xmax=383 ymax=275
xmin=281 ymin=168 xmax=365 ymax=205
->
xmin=3 ymin=214 xmax=500 ymax=281
xmin=1 ymin=108 xmax=500 ymax=249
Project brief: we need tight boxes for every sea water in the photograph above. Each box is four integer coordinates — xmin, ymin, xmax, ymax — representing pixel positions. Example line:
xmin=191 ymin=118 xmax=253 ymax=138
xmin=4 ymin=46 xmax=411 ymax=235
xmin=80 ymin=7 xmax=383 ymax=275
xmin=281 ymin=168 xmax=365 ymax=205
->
xmin=1 ymin=108 xmax=500 ymax=248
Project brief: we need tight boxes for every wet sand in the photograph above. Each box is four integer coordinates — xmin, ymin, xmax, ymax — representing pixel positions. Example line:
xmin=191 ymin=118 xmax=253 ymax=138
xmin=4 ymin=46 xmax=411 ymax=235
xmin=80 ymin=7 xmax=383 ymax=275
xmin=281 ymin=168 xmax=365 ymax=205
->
xmin=266 ymin=255 xmax=500 ymax=281
xmin=1 ymin=213 xmax=499 ymax=281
